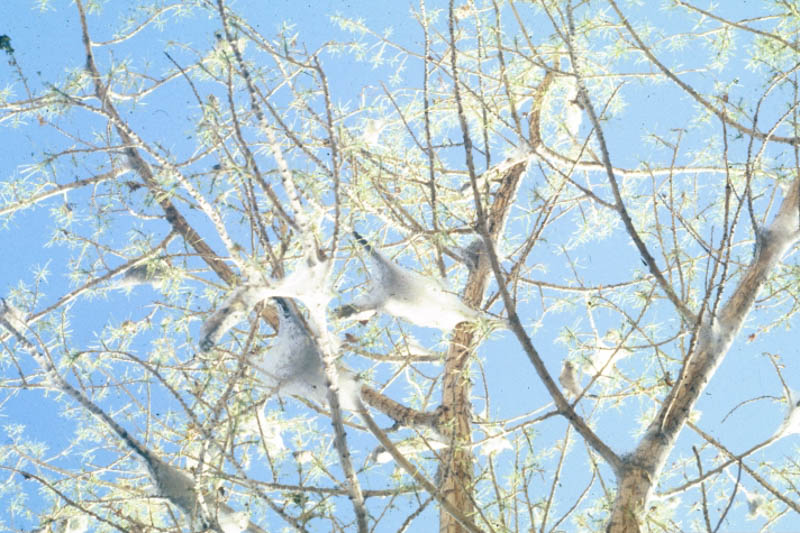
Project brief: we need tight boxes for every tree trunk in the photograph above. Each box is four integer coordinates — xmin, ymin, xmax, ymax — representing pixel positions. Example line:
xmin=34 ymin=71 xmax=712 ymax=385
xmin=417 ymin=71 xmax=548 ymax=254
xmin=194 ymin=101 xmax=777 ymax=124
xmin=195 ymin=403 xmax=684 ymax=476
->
xmin=438 ymin=161 xmax=527 ymax=531
xmin=606 ymin=465 xmax=651 ymax=532
xmin=439 ymin=324 xmax=477 ymax=533
xmin=605 ymin=178 xmax=800 ymax=530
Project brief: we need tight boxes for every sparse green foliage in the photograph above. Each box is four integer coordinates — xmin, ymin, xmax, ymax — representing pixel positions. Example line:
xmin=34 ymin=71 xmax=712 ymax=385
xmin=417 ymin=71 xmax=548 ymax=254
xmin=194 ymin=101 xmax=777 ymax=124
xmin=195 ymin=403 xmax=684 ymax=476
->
xmin=1 ymin=1 xmax=800 ymax=532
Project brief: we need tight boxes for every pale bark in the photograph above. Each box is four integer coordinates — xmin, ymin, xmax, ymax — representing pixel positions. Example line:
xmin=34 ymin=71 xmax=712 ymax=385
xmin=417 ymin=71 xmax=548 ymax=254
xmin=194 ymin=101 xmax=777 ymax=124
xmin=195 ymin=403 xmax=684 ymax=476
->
xmin=607 ymin=179 xmax=800 ymax=531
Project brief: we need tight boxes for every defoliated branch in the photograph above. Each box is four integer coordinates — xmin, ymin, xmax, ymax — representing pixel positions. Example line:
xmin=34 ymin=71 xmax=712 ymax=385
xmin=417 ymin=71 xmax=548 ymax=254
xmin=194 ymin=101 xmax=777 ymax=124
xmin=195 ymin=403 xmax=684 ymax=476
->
xmin=608 ymin=0 xmax=800 ymax=146
xmin=356 ymin=401 xmax=488 ymax=533
xmin=449 ymin=0 xmax=623 ymax=475
xmin=564 ymin=10 xmax=697 ymax=325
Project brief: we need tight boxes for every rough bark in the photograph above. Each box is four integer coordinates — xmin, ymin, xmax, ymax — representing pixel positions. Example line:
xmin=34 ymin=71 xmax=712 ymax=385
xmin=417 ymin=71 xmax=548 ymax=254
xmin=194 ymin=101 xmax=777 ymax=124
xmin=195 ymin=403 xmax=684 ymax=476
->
xmin=439 ymin=162 xmax=527 ymax=532
xmin=607 ymin=178 xmax=800 ymax=531
xmin=77 ymin=0 xmax=284 ymax=328
xmin=438 ymin=32 xmax=552 ymax=525
xmin=439 ymin=323 xmax=479 ymax=533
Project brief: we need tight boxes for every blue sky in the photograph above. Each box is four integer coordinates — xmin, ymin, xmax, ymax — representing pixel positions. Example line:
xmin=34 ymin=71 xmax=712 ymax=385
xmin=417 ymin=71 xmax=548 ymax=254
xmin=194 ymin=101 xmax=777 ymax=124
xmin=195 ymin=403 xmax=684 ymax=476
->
xmin=2 ymin=1 xmax=800 ymax=531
